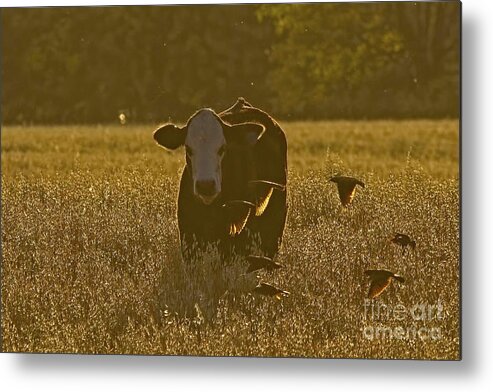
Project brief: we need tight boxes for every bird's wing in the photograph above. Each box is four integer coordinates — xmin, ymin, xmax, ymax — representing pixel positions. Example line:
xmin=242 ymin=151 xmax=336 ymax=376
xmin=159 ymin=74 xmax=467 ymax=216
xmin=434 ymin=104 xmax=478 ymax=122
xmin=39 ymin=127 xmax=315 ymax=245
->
xmin=254 ymin=284 xmax=273 ymax=296
xmin=229 ymin=208 xmax=251 ymax=236
xmin=255 ymin=283 xmax=289 ymax=297
xmin=338 ymin=183 xmax=357 ymax=206
xmin=249 ymin=180 xmax=285 ymax=216
xmin=368 ymin=277 xmax=392 ymax=299
xmin=223 ymin=201 xmax=253 ymax=236
xmin=246 ymin=259 xmax=261 ymax=273
xmin=255 ymin=186 xmax=274 ymax=217
xmin=365 ymin=270 xmax=382 ymax=279
xmin=246 ymin=255 xmax=271 ymax=273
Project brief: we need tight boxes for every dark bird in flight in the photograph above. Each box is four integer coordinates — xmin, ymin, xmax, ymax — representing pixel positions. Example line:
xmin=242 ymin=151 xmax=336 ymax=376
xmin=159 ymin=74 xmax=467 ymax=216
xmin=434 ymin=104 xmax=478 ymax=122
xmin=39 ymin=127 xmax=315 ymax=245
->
xmin=365 ymin=269 xmax=405 ymax=299
xmin=246 ymin=255 xmax=282 ymax=273
xmin=390 ymin=233 xmax=416 ymax=254
xmin=253 ymin=282 xmax=290 ymax=300
xmin=329 ymin=175 xmax=365 ymax=207
xmin=222 ymin=200 xmax=256 ymax=236
xmin=248 ymin=180 xmax=286 ymax=217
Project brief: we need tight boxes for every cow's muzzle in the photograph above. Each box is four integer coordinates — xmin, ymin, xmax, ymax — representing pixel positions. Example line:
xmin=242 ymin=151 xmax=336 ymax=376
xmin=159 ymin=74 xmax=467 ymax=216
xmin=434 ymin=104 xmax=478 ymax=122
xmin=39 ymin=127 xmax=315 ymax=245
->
xmin=195 ymin=179 xmax=218 ymax=205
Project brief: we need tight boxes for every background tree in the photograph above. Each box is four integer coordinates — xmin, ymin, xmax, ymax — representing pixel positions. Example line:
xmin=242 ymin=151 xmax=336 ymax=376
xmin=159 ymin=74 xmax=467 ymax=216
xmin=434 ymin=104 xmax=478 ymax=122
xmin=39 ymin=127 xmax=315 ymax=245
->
xmin=1 ymin=5 xmax=275 ymax=123
xmin=259 ymin=1 xmax=459 ymax=119
xmin=1 ymin=2 xmax=459 ymax=124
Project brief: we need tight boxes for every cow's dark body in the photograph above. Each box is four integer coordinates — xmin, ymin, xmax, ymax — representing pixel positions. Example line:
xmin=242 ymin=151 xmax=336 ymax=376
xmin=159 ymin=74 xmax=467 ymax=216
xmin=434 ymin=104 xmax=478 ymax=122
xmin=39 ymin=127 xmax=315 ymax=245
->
xmin=176 ymin=99 xmax=287 ymax=263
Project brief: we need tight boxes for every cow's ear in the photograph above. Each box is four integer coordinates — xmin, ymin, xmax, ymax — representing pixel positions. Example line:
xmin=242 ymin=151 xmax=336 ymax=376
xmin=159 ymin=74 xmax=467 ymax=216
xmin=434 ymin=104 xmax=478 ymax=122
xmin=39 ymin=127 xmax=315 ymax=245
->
xmin=224 ymin=123 xmax=265 ymax=146
xmin=153 ymin=124 xmax=186 ymax=150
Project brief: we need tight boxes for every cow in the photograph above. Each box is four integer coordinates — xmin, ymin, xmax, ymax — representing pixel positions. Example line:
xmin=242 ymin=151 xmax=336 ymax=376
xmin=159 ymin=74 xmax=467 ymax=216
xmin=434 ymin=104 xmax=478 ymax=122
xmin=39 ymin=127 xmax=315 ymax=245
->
xmin=153 ymin=98 xmax=287 ymax=266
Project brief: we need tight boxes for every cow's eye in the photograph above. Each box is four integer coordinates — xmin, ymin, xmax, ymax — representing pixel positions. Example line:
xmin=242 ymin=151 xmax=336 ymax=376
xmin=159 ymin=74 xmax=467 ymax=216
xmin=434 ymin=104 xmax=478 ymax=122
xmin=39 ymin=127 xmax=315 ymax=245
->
xmin=218 ymin=145 xmax=226 ymax=157
xmin=185 ymin=146 xmax=193 ymax=157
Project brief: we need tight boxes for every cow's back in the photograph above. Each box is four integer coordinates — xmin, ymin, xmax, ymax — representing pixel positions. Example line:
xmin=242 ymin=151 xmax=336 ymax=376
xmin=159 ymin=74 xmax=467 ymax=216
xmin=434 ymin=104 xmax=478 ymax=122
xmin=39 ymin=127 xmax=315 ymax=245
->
xmin=219 ymin=99 xmax=287 ymax=187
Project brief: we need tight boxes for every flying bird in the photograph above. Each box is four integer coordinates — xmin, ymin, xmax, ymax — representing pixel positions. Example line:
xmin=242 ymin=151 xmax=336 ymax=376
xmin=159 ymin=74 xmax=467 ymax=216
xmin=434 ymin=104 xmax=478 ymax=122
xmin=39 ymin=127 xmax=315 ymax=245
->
xmin=253 ymin=282 xmax=290 ymax=300
xmin=365 ymin=269 xmax=405 ymax=299
xmin=246 ymin=255 xmax=282 ymax=273
xmin=222 ymin=200 xmax=255 ymax=236
xmin=248 ymin=180 xmax=286 ymax=216
xmin=390 ymin=233 xmax=416 ymax=254
xmin=329 ymin=175 xmax=365 ymax=207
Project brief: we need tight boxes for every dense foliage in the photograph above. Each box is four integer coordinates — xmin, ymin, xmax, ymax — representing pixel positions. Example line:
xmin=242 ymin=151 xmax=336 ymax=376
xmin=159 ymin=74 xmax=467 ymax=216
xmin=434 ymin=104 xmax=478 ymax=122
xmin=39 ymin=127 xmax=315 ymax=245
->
xmin=1 ymin=2 xmax=459 ymax=124
xmin=259 ymin=2 xmax=460 ymax=119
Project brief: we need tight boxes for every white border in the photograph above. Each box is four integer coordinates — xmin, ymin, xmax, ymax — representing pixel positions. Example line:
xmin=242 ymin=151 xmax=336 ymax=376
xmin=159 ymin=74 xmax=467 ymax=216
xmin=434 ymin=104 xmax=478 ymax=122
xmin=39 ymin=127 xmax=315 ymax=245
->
xmin=2 ymin=0 xmax=493 ymax=391
xmin=0 ymin=0 xmax=419 ymax=6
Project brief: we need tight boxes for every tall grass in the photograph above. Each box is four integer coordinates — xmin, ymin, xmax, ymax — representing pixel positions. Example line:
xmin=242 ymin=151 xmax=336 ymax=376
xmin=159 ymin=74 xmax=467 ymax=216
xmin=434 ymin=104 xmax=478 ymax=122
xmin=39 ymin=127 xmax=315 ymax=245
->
xmin=1 ymin=120 xmax=459 ymax=358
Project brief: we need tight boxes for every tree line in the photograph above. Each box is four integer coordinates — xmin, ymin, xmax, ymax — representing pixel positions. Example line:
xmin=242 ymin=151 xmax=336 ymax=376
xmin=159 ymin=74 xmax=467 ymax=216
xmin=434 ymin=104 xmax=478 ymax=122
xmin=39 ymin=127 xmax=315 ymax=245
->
xmin=1 ymin=2 xmax=459 ymax=124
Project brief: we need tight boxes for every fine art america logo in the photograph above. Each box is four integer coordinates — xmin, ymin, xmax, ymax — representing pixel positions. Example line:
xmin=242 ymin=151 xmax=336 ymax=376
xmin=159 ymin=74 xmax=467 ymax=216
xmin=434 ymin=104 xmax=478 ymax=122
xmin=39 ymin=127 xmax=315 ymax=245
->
xmin=363 ymin=300 xmax=444 ymax=341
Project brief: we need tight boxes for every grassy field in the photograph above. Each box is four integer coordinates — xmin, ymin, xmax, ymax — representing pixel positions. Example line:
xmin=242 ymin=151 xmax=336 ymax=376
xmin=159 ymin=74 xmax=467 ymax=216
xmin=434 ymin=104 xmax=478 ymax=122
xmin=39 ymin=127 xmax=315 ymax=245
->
xmin=1 ymin=120 xmax=460 ymax=359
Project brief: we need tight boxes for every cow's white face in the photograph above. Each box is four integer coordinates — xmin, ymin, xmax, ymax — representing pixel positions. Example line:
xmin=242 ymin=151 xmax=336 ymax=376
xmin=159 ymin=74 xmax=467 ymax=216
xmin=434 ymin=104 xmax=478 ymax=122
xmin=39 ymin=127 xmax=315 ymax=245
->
xmin=185 ymin=109 xmax=226 ymax=205
xmin=153 ymin=106 xmax=266 ymax=206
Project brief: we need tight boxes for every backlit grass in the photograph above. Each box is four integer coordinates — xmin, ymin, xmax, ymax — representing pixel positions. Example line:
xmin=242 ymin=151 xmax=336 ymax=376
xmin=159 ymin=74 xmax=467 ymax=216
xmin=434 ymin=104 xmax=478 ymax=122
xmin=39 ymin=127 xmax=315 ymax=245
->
xmin=1 ymin=120 xmax=459 ymax=359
